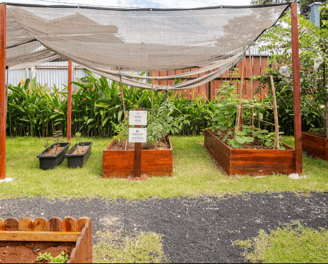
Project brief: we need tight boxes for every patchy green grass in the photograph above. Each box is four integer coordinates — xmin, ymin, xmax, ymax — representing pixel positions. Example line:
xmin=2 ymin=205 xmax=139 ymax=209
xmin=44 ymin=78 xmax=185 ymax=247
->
xmin=93 ymin=216 xmax=164 ymax=263
xmin=1 ymin=135 xmax=328 ymax=200
xmin=235 ymin=221 xmax=328 ymax=263
xmin=93 ymin=230 xmax=164 ymax=263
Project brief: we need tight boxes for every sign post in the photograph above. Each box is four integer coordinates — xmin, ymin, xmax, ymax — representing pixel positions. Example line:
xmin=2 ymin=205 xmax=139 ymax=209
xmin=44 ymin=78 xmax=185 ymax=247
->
xmin=129 ymin=108 xmax=147 ymax=177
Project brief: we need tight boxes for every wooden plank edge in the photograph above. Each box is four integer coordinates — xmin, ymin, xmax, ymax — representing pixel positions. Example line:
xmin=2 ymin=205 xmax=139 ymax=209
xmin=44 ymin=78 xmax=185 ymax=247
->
xmin=0 ymin=231 xmax=81 ymax=242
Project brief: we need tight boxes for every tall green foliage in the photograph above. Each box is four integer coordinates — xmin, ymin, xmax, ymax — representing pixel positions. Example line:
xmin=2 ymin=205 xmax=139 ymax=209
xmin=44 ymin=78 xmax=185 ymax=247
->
xmin=7 ymin=78 xmax=66 ymax=137
xmin=6 ymin=71 xmax=214 ymax=137
xmin=255 ymin=10 xmax=328 ymax=136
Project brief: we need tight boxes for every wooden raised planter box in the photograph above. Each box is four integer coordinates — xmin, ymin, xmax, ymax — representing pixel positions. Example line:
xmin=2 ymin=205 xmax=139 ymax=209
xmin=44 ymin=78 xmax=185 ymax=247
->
xmin=204 ymin=129 xmax=296 ymax=176
xmin=0 ymin=217 xmax=92 ymax=263
xmin=302 ymin=132 xmax=328 ymax=161
xmin=103 ymin=136 xmax=173 ymax=178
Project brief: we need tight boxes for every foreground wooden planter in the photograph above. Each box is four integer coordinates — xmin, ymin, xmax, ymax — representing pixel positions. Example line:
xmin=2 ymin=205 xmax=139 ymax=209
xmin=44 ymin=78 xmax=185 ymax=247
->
xmin=103 ymin=137 xmax=173 ymax=178
xmin=0 ymin=217 xmax=92 ymax=263
xmin=302 ymin=132 xmax=328 ymax=161
xmin=204 ymin=129 xmax=296 ymax=176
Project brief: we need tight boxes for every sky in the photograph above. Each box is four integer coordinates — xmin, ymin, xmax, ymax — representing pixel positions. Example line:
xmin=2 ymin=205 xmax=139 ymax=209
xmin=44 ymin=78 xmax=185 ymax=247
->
xmin=6 ymin=0 xmax=252 ymax=8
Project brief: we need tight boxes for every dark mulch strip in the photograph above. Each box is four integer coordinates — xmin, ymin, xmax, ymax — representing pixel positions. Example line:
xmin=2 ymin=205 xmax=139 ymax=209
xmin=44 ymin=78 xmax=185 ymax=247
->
xmin=0 ymin=192 xmax=327 ymax=263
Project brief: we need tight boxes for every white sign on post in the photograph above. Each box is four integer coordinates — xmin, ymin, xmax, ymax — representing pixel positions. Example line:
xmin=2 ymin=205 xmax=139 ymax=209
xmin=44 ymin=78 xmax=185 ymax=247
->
xmin=129 ymin=111 xmax=147 ymax=126
xmin=129 ymin=128 xmax=147 ymax=143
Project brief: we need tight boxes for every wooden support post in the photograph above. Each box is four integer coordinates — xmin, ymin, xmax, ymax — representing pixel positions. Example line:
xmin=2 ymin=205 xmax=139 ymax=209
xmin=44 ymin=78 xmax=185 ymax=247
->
xmin=0 ymin=4 xmax=6 ymax=180
xmin=67 ymin=60 xmax=72 ymax=142
xmin=291 ymin=2 xmax=302 ymax=174
xmin=134 ymin=107 xmax=142 ymax=177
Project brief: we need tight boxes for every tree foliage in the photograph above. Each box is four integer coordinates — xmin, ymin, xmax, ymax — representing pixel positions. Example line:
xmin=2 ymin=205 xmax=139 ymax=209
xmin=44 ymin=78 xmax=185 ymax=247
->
xmin=251 ymin=0 xmax=327 ymax=20
xmin=255 ymin=9 xmax=328 ymax=136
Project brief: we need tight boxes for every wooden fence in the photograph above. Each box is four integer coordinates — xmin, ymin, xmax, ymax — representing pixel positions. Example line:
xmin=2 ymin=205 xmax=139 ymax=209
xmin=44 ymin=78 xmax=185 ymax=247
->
xmin=150 ymin=56 xmax=271 ymax=100
xmin=0 ymin=217 xmax=93 ymax=263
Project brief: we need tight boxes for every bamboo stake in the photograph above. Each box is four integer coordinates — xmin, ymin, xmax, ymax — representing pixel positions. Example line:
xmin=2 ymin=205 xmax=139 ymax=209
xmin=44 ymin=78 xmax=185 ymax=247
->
xmin=234 ymin=58 xmax=244 ymax=139
xmin=258 ymin=107 xmax=261 ymax=133
xmin=243 ymin=116 xmax=278 ymax=127
xmin=118 ymin=67 xmax=127 ymax=120
xmin=249 ymin=48 xmax=255 ymax=135
xmin=270 ymin=75 xmax=280 ymax=150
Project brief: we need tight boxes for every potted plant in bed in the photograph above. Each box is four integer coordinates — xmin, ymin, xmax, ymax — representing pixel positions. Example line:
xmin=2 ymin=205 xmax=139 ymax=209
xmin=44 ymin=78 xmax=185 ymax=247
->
xmin=204 ymin=79 xmax=296 ymax=176
xmin=37 ymin=130 xmax=70 ymax=170
xmin=65 ymin=132 xmax=93 ymax=168
xmin=103 ymin=99 xmax=187 ymax=178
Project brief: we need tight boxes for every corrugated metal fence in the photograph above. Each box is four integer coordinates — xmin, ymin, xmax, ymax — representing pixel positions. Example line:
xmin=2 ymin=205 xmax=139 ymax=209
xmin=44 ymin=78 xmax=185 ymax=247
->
xmin=8 ymin=61 xmax=89 ymax=90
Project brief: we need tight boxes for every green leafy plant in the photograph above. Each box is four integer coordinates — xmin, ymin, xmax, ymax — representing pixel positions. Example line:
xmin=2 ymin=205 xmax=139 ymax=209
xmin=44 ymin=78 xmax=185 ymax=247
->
xmin=228 ymin=127 xmax=255 ymax=149
xmin=112 ymin=118 xmax=130 ymax=149
xmin=36 ymin=251 xmax=69 ymax=263
xmin=50 ymin=252 xmax=69 ymax=263
xmin=208 ymin=72 xmax=285 ymax=149
xmin=36 ymin=252 xmax=52 ymax=262
xmin=53 ymin=130 xmax=63 ymax=147
xmin=147 ymin=99 xmax=189 ymax=147
xmin=44 ymin=137 xmax=51 ymax=149
xmin=6 ymin=71 xmax=216 ymax=138
xmin=74 ymin=132 xmax=83 ymax=153
xmin=208 ymin=79 xmax=239 ymax=133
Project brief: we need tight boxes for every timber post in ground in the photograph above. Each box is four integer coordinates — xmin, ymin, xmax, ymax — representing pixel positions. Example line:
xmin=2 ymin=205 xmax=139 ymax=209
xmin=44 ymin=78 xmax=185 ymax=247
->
xmin=0 ymin=4 xmax=6 ymax=179
xmin=291 ymin=2 xmax=303 ymax=174
xmin=134 ymin=108 xmax=142 ymax=177
xmin=67 ymin=60 xmax=72 ymax=142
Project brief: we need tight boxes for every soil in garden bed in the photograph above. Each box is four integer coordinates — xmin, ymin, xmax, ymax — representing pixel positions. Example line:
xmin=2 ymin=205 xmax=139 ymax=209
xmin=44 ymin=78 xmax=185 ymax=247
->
xmin=42 ymin=146 xmax=65 ymax=156
xmin=0 ymin=241 xmax=75 ymax=263
xmin=214 ymin=128 xmax=278 ymax=150
xmin=72 ymin=145 xmax=89 ymax=155
xmin=111 ymin=139 xmax=169 ymax=151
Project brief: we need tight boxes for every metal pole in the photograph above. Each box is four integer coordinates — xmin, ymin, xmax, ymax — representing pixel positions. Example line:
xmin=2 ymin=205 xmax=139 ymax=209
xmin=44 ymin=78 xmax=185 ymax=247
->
xmin=0 ymin=4 xmax=6 ymax=179
xmin=67 ymin=60 xmax=72 ymax=142
xmin=291 ymin=2 xmax=302 ymax=174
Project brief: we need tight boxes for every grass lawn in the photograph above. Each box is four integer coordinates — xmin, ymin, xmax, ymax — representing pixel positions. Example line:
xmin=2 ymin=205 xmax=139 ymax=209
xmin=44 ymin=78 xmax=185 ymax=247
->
xmin=235 ymin=221 xmax=328 ymax=263
xmin=1 ymin=135 xmax=328 ymax=200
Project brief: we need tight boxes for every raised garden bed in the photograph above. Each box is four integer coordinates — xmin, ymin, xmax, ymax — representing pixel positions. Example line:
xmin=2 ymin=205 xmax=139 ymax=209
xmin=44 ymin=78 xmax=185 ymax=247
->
xmin=103 ymin=136 xmax=173 ymax=178
xmin=65 ymin=142 xmax=93 ymax=168
xmin=302 ymin=132 xmax=328 ymax=161
xmin=37 ymin=143 xmax=70 ymax=170
xmin=204 ymin=129 xmax=296 ymax=176
xmin=0 ymin=217 xmax=92 ymax=263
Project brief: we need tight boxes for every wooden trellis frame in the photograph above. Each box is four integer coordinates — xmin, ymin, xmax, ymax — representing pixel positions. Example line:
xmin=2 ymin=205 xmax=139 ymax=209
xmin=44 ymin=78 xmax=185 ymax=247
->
xmin=234 ymin=75 xmax=281 ymax=149
xmin=0 ymin=2 xmax=302 ymax=179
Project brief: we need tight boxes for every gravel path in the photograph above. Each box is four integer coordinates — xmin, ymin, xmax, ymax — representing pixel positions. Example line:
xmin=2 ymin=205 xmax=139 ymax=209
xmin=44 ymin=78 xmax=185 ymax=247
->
xmin=1 ymin=192 xmax=328 ymax=263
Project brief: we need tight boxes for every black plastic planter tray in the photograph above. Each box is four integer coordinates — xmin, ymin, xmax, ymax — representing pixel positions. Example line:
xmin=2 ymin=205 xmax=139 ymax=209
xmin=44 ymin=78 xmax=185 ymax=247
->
xmin=37 ymin=142 xmax=70 ymax=170
xmin=65 ymin=142 xmax=93 ymax=168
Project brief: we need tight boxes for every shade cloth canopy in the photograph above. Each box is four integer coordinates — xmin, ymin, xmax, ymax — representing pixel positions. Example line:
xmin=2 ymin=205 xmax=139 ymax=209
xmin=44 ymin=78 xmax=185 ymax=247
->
xmin=6 ymin=3 xmax=289 ymax=90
